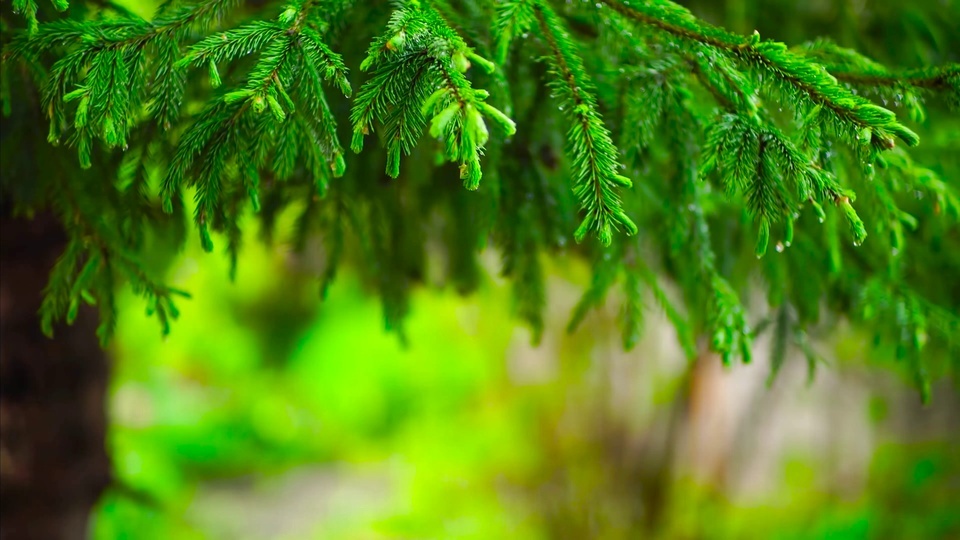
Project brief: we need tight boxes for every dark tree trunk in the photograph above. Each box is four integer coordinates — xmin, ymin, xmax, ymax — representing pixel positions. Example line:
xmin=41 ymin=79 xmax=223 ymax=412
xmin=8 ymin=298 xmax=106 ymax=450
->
xmin=1 ymin=207 xmax=111 ymax=540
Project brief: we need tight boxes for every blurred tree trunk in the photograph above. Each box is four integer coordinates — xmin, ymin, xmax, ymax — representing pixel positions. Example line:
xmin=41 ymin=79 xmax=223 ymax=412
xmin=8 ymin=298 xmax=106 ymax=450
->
xmin=0 ymin=205 xmax=110 ymax=540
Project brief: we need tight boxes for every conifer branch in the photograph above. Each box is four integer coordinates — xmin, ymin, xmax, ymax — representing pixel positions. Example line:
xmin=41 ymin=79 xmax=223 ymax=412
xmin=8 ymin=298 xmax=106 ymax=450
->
xmin=350 ymin=0 xmax=513 ymax=188
xmin=618 ymin=57 xmax=682 ymax=161
xmin=531 ymin=1 xmax=636 ymax=246
xmin=831 ymin=65 xmax=960 ymax=91
xmin=632 ymin=253 xmax=698 ymax=359
xmin=687 ymin=44 xmax=756 ymax=115
xmin=160 ymin=0 xmax=352 ymax=250
xmin=177 ymin=21 xmax=283 ymax=67
xmin=5 ymin=0 xmax=243 ymax=156
xmin=492 ymin=0 xmax=535 ymax=64
xmin=600 ymin=0 xmax=920 ymax=149
xmin=10 ymin=0 xmax=238 ymax=55
xmin=797 ymin=39 xmax=960 ymax=94
xmin=38 ymin=182 xmax=188 ymax=344
xmin=801 ymin=41 xmax=960 ymax=113
xmin=3 ymin=0 xmax=957 ymax=398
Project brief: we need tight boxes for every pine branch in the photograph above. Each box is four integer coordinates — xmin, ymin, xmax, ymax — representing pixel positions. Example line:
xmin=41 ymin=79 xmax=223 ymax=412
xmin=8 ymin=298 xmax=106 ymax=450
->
xmin=530 ymin=1 xmax=636 ymax=246
xmin=832 ymin=65 xmax=958 ymax=91
xmin=492 ymin=0 xmax=536 ymax=64
xmin=618 ymin=56 xmax=683 ymax=163
xmin=178 ymin=21 xmax=284 ymax=67
xmin=601 ymin=0 xmax=920 ymax=150
xmin=350 ymin=0 xmax=514 ymax=188
xmin=662 ymin=95 xmax=753 ymax=363
xmin=10 ymin=0 xmax=71 ymax=34
xmin=163 ymin=0 xmax=351 ymax=250
xmin=798 ymin=39 xmax=960 ymax=94
xmin=5 ymin=0 xmax=243 ymax=158
xmin=4 ymin=0 xmax=957 ymax=398
xmin=10 ymin=0 xmax=238 ymax=55
xmin=38 ymin=182 xmax=188 ymax=344
xmin=567 ymin=244 xmax=621 ymax=334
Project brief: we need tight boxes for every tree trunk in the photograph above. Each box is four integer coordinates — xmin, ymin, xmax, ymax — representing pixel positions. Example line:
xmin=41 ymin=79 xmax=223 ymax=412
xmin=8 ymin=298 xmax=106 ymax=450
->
xmin=1 ymin=206 xmax=111 ymax=540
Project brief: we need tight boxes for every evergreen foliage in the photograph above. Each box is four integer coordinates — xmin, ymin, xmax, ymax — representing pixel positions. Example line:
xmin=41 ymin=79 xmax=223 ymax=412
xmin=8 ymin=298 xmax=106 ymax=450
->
xmin=2 ymin=0 xmax=958 ymax=399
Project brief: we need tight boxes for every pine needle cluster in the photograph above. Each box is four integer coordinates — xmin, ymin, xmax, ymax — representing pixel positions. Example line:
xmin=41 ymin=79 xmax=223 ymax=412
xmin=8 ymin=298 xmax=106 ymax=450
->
xmin=2 ymin=0 xmax=958 ymax=399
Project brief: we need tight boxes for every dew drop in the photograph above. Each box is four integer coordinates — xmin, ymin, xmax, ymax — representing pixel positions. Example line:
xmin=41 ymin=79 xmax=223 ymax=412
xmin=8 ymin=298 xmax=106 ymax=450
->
xmin=775 ymin=242 xmax=785 ymax=253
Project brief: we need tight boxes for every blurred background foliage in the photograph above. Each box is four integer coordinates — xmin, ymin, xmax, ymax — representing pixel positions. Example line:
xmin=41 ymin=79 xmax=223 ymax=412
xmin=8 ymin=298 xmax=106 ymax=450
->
xmin=97 ymin=214 xmax=960 ymax=540
xmin=89 ymin=0 xmax=960 ymax=538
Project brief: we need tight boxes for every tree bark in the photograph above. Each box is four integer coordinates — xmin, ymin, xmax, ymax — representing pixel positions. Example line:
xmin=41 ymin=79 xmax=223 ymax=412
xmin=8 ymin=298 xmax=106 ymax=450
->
xmin=1 ymin=206 xmax=111 ymax=540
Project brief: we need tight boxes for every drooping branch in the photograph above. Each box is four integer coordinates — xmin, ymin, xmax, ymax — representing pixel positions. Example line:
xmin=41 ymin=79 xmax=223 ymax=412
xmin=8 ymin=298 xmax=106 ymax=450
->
xmin=600 ymin=0 xmax=920 ymax=148
xmin=530 ymin=1 xmax=637 ymax=246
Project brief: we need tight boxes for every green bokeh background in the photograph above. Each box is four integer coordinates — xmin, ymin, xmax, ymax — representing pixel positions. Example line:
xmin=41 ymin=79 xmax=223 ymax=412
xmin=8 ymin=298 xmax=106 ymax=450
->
xmin=95 ymin=211 xmax=959 ymax=539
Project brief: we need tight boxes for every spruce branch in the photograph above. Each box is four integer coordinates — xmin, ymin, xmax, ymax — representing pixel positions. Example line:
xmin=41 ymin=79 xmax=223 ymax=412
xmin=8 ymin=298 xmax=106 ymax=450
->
xmin=699 ymin=111 xmax=868 ymax=254
xmin=859 ymin=279 xmax=960 ymax=404
xmin=162 ymin=0 xmax=352 ymax=250
xmin=798 ymin=39 xmax=960 ymax=95
xmin=618 ymin=56 xmax=683 ymax=162
xmin=3 ymin=0 xmax=957 ymax=398
xmin=5 ymin=0 xmax=242 ymax=156
xmin=492 ymin=0 xmax=536 ymax=64
xmin=9 ymin=0 xmax=238 ymax=55
xmin=10 ymin=0 xmax=72 ymax=34
xmin=38 ymin=185 xmax=188 ymax=344
xmin=567 ymin=244 xmax=622 ymax=334
xmin=530 ymin=1 xmax=636 ymax=246
xmin=662 ymin=97 xmax=753 ymax=363
xmin=686 ymin=44 xmax=756 ymax=116
xmin=177 ymin=21 xmax=284 ymax=68
xmin=829 ymin=64 xmax=959 ymax=93
xmin=350 ymin=0 xmax=513 ymax=188
xmin=636 ymin=259 xmax=697 ymax=359
xmin=600 ymin=0 xmax=920 ymax=150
